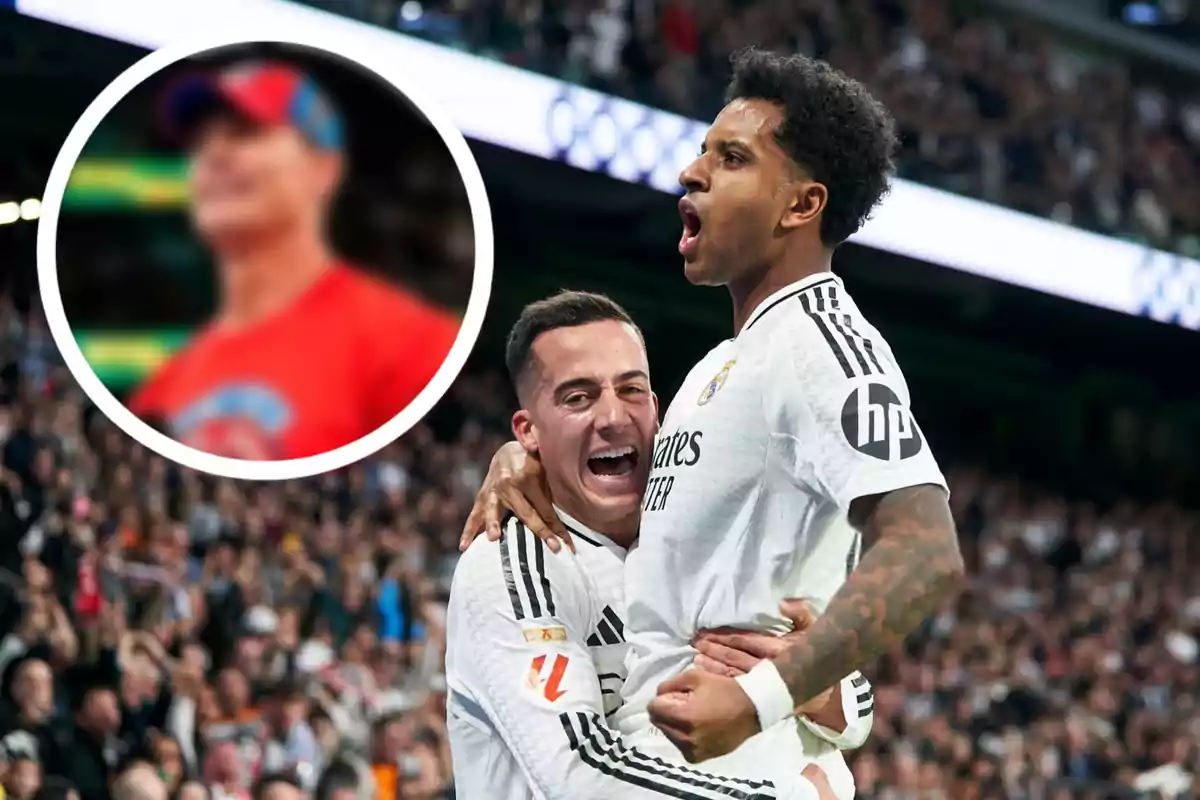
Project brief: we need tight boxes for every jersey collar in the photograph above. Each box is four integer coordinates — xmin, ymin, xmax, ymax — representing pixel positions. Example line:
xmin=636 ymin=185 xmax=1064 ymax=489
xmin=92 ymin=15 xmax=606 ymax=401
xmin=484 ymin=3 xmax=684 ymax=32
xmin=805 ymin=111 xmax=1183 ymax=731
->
xmin=553 ymin=506 xmax=628 ymax=554
xmin=739 ymin=271 xmax=842 ymax=336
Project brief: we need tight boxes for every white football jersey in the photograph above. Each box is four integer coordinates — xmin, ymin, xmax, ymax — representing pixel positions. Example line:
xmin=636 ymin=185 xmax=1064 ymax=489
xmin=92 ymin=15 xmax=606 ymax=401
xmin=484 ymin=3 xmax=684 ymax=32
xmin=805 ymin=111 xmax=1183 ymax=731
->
xmin=446 ymin=510 xmax=834 ymax=800
xmin=616 ymin=272 xmax=947 ymax=727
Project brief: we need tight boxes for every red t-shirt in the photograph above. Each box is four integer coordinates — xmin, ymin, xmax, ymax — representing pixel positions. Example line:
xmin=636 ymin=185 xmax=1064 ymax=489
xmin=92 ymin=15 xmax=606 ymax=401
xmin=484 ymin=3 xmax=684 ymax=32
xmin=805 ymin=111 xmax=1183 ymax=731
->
xmin=129 ymin=264 xmax=460 ymax=460
xmin=661 ymin=3 xmax=698 ymax=56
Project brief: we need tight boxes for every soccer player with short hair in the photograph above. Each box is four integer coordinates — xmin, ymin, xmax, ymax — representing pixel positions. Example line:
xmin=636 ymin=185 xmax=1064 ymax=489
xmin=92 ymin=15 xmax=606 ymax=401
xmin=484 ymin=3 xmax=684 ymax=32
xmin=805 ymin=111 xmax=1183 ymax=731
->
xmin=447 ymin=291 xmax=870 ymax=800
xmin=463 ymin=47 xmax=965 ymax=768
xmin=129 ymin=61 xmax=459 ymax=460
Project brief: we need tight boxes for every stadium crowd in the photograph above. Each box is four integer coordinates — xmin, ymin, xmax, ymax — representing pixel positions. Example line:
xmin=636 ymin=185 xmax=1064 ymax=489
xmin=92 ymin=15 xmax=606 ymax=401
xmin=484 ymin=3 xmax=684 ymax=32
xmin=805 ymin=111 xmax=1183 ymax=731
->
xmin=332 ymin=0 xmax=1200 ymax=256
xmin=0 ymin=284 xmax=1197 ymax=800
xmin=0 ymin=292 xmax=492 ymax=800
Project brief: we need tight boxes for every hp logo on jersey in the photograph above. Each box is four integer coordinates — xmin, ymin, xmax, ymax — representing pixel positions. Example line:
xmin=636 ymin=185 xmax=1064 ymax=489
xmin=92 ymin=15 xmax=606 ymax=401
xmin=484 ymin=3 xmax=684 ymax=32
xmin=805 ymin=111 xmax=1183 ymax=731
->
xmin=840 ymin=383 xmax=923 ymax=461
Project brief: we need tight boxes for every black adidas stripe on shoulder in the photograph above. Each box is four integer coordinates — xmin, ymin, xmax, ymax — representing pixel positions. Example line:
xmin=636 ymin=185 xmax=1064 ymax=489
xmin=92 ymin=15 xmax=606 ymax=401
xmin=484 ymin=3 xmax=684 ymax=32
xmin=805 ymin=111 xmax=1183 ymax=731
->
xmin=586 ymin=605 xmax=627 ymax=647
xmin=744 ymin=275 xmax=837 ymax=331
xmin=498 ymin=517 xmax=556 ymax=620
xmin=559 ymin=712 xmax=779 ymax=799
xmin=849 ymin=671 xmax=874 ymax=718
xmin=798 ymin=283 xmax=884 ymax=379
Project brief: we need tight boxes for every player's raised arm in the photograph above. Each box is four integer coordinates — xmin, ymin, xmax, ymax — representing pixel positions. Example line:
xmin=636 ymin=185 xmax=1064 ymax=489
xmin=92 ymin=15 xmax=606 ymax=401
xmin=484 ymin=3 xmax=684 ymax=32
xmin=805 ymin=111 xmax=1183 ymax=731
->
xmin=447 ymin=520 xmax=827 ymax=800
xmin=458 ymin=441 xmax=572 ymax=553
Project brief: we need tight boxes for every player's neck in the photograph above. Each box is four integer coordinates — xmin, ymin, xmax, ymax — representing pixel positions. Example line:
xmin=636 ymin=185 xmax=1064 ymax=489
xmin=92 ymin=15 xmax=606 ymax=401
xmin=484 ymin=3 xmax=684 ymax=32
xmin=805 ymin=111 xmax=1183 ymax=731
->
xmin=214 ymin=228 xmax=334 ymax=329
xmin=557 ymin=496 xmax=638 ymax=549
xmin=727 ymin=251 xmax=832 ymax=335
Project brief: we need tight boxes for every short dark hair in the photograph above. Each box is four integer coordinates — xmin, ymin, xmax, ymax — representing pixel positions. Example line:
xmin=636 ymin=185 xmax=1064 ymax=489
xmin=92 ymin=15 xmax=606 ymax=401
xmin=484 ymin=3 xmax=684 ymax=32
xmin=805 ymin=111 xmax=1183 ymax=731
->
xmin=725 ymin=47 xmax=898 ymax=247
xmin=252 ymin=772 xmax=303 ymax=799
xmin=71 ymin=677 xmax=117 ymax=714
xmin=314 ymin=760 xmax=360 ymax=800
xmin=371 ymin=713 xmax=405 ymax=740
xmin=504 ymin=291 xmax=639 ymax=396
xmin=273 ymin=678 xmax=307 ymax=702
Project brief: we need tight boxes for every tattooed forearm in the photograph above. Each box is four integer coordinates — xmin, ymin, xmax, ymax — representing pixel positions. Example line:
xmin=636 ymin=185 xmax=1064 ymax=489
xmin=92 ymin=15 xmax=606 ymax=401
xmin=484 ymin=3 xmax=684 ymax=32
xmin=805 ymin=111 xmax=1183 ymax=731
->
xmin=772 ymin=483 xmax=965 ymax=707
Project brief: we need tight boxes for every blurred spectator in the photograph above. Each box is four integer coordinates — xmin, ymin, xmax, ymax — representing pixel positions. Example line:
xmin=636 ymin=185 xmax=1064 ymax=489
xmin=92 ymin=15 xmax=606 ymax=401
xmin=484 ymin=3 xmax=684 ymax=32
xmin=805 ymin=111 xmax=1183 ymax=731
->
xmin=310 ymin=760 xmax=360 ymax=800
xmin=45 ymin=682 xmax=124 ymax=800
xmin=174 ymin=782 xmax=209 ymax=800
xmin=250 ymin=773 xmax=303 ymax=800
xmin=109 ymin=762 xmax=166 ymax=800
xmin=1 ymin=733 xmax=43 ymax=800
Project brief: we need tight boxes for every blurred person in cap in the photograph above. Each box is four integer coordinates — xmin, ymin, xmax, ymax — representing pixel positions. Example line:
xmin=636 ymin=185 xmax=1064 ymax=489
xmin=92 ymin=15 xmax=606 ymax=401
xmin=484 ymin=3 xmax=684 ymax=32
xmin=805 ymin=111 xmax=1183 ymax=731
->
xmin=0 ymin=731 xmax=42 ymax=800
xmin=129 ymin=59 xmax=461 ymax=461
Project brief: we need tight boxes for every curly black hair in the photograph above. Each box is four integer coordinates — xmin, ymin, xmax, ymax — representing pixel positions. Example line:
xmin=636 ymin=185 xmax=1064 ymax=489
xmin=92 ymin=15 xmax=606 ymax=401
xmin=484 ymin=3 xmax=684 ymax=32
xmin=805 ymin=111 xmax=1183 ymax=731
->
xmin=725 ymin=47 xmax=898 ymax=248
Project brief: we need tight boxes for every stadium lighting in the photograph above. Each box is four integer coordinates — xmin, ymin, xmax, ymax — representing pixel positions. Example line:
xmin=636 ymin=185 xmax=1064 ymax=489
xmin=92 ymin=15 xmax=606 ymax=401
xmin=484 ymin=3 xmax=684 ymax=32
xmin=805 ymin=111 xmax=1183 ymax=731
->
xmin=0 ymin=199 xmax=41 ymax=224
xmin=399 ymin=1 xmax=422 ymax=22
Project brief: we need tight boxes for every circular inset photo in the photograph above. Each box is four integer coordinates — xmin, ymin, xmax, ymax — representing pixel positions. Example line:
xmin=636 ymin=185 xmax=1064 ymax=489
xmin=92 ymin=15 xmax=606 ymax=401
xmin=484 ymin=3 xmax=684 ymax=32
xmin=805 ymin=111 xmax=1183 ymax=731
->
xmin=38 ymin=35 xmax=493 ymax=480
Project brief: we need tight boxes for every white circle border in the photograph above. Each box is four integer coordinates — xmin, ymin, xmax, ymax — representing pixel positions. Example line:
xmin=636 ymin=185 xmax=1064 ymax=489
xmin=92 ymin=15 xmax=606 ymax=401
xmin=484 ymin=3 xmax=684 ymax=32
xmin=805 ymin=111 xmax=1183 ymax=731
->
xmin=37 ymin=31 xmax=495 ymax=481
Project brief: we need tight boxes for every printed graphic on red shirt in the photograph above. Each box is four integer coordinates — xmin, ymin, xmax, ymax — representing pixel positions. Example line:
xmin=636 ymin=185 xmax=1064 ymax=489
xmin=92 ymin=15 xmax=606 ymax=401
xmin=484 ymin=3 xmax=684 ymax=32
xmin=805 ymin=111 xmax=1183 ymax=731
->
xmin=128 ymin=264 xmax=460 ymax=460
xmin=170 ymin=383 xmax=293 ymax=460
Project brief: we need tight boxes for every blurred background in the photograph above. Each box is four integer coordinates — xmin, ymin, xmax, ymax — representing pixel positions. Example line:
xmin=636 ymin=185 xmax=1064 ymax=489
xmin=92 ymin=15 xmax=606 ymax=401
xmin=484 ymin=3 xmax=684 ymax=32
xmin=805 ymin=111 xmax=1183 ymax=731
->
xmin=53 ymin=39 xmax=474 ymax=393
xmin=0 ymin=0 xmax=1198 ymax=799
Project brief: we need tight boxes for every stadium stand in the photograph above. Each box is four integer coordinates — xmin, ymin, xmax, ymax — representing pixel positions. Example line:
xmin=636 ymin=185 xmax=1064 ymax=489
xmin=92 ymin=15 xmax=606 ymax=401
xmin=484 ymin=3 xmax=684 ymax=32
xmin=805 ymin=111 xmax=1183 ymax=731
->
xmin=318 ymin=0 xmax=1200 ymax=256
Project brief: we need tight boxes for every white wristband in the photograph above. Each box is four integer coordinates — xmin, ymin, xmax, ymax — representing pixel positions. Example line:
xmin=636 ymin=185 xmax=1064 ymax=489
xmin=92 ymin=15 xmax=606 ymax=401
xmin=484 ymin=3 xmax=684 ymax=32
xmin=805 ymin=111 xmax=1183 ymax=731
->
xmin=734 ymin=660 xmax=795 ymax=732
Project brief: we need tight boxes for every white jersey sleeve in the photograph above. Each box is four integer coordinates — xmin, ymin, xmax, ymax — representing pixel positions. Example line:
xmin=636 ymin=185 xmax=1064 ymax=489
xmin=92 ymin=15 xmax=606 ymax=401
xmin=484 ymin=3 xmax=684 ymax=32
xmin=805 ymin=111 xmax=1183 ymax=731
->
xmin=799 ymin=671 xmax=875 ymax=750
xmin=447 ymin=518 xmax=821 ymax=800
xmin=767 ymin=295 xmax=946 ymax=511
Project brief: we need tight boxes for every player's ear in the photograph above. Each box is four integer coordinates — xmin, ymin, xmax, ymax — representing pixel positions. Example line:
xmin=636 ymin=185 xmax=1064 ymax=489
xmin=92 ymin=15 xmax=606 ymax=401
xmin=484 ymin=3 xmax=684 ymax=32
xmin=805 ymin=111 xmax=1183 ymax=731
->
xmin=780 ymin=179 xmax=827 ymax=232
xmin=315 ymin=149 xmax=344 ymax=203
xmin=512 ymin=409 xmax=539 ymax=454
xmin=651 ymin=392 xmax=661 ymax=426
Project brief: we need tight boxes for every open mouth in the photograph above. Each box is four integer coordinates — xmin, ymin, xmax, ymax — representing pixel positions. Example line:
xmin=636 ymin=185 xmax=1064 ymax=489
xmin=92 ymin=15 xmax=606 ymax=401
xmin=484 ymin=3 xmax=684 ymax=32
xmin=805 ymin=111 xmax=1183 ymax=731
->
xmin=678 ymin=197 xmax=702 ymax=257
xmin=587 ymin=445 xmax=639 ymax=478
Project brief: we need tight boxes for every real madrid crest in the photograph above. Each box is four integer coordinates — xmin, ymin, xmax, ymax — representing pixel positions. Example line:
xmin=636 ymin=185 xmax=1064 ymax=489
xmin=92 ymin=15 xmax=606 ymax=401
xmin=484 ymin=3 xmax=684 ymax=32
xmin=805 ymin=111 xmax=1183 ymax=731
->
xmin=698 ymin=360 xmax=736 ymax=405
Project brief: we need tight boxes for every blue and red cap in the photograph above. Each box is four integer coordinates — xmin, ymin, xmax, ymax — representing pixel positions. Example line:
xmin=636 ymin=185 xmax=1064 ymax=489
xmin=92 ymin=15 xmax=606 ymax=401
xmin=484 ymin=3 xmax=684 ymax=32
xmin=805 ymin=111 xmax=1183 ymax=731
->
xmin=162 ymin=61 xmax=344 ymax=150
